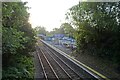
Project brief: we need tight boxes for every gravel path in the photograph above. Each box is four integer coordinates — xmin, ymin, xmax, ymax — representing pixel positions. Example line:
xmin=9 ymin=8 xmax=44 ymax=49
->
xmin=34 ymin=51 xmax=44 ymax=79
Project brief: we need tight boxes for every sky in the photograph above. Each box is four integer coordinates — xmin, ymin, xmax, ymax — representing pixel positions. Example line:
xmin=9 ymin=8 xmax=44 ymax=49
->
xmin=22 ymin=0 xmax=80 ymax=31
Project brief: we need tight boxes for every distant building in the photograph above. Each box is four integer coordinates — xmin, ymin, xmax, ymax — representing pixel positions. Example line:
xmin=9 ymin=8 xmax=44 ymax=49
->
xmin=53 ymin=34 xmax=64 ymax=39
xmin=44 ymin=36 xmax=53 ymax=41
xmin=53 ymin=34 xmax=65 ymax=44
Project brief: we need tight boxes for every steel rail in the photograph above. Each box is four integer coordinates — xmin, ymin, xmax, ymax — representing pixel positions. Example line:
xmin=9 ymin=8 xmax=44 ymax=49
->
xmin=44 ymin=45 xmax=83 ymax=79
xmin=36 ymin=48 xmax=48 ymax=79
xmin=43 ymin=47 xmax=73 ymax=79
xmin=39 ymin=47 xmax=59 ymax=79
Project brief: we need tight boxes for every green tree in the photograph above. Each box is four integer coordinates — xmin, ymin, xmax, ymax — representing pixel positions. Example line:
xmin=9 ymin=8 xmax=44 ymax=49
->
xmin=48 ymin=23 xmax=75 ymax=38
xmin=60 ymin=23 xmax=75 ymax=38
xmin=34 ymin=26 xmax=47 ymax=35
xmin=48 ymin=27 xmax=64 ymax=36
xmin=2 ymin=2 xmax=36 ymax=78
xmin=67 ymin=2 xmax=120 ymax=63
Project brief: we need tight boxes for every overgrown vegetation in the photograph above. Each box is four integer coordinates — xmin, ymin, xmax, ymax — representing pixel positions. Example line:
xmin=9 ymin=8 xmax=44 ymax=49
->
xmin=2 ymin=2 xmax=36 ymax=79
xmin=66 ymin=2 xmax=120 ymax=64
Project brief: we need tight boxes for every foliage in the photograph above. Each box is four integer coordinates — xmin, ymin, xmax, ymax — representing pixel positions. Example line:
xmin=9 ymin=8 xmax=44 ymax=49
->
xmin=60 ymin=23 xmax=75 ymax=38
xmin=34 ymin=26 xmax=47 ymax=35
xmin=48 ymin=23 xmax=75 ymax=38
xmin=67 ymin=2 xmax=120 ymax=64
xmin=2 ymin=2 xmax=36 ymax=78
xmin=2 ymin=56 xmax=34 ymax=79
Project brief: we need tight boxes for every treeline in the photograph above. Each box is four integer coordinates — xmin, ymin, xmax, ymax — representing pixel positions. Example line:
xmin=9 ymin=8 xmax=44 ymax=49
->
xmin=2 ymin=2 xmax=36 ymax=79
xmin=66 ymin=2 xmax=120 ymax=64
xmin=35 ymin=23 xmax=75 ymax=38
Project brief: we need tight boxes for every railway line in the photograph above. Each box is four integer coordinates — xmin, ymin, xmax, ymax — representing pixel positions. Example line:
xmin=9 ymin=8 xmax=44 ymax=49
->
xmin=35 ymin=40 xmax=108 ymax=80
xmin=43 ymin=45 xmax=83 ymax=79
xmin=36 ymin=46 xmax=82 ymax=79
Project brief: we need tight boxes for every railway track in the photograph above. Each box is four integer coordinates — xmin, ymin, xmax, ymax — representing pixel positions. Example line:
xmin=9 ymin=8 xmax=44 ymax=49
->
xmin=35 ymin=40 xmax=104 ymax=80
xmin=36 ymin=45 xmax=83 ymax=80
xmin=42 ymin=45 xmax=83 ymax=80
xmin=36 ymin=46 xmax=58 ymax=79
xmin=40 ymin=47 xmax=72 ymax=79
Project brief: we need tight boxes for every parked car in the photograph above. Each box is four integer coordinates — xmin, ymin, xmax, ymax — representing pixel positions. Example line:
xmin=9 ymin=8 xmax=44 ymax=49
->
xmin=61 ymin=37 xmax=76 ymax=48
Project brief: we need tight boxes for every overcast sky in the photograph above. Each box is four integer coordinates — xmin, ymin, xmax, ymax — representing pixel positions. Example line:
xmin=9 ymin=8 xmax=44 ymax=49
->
xmin=22 ymin=0 xmax=79 ymax=31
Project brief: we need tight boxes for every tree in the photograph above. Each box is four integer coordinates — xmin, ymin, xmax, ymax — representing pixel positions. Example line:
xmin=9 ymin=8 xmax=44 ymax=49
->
xmin=66 ymin=2 xmax=120 ymax=63
xmin=34 ymin=26 xmax=47 ymax=35
xmin=48 ymin=23 xmax=75 ymax=38
xmin=2 ymin=2 xmax=36 ymax=78
xmin=60 ymin=23 xmax=75 ymax=38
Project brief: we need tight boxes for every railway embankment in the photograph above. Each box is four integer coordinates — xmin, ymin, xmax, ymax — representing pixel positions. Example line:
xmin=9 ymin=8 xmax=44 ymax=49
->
xmin=46 ymin=41 xmax=120 ymax=79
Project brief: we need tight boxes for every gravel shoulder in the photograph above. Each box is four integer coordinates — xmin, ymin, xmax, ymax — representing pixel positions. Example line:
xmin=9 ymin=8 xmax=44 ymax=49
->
xmin=33 ymin=51 xmax=44 ymax=79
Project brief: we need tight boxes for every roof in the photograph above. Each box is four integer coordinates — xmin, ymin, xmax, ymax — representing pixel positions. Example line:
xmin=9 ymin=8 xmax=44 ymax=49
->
xmin=53 ymin=34 xmax=64 ymax=38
